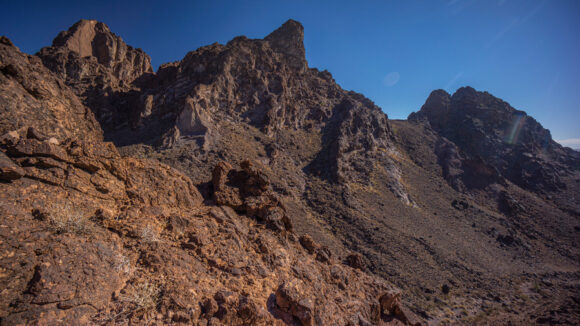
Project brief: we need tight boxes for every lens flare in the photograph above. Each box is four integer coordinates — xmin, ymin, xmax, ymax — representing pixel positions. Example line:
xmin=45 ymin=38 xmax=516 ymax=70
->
xmin=506 ymin=114 xmax=525 ymax=144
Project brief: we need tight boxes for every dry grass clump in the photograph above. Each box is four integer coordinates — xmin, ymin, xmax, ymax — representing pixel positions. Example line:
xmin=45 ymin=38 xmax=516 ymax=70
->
xmin=118 ymin=282 xmax=160 ymax=311
xmin=139 ymin=225 xmax=160 ymax=243
xmin=113 ymin=253 xmax=132 ymax=275
xmin=47 ymin=202 xmax=93 ymax=235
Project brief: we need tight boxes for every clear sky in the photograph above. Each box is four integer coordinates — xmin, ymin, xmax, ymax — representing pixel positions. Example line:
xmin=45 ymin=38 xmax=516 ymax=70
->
xmin=1 ymin=0 xmax=579 ymax=146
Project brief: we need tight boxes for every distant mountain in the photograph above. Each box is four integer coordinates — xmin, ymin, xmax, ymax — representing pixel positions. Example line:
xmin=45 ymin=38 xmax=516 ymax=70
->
xmin=1 ymin=19 xmax=578 ymax=325
xmin=409 ymin=87 xmax=579 ymax=194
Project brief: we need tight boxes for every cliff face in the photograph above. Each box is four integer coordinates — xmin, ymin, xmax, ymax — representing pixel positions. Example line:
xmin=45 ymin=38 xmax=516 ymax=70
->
xmin=1 ymin=19 xmax=579 ymax=326
xmin=37 ymin=19 xmax=400 ymax=189
xmin=39 ymin=19 xmax=152 ymax=84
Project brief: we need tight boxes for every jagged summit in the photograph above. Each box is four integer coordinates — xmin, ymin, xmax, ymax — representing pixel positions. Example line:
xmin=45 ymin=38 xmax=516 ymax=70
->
xmin=51 ymin=20 xmax=105 ymax=58
xmin=35 ymin=19 xmax=153 ymax=131
xmin=410 ymin=86 xmax=579 ymax=193
xmin=0 ymin=36 xmax=15 ymax=47
xmin=38 ymin=19 xmax=152 ymax=84
xmin=264 ymin=19 xmax=306 ymax=71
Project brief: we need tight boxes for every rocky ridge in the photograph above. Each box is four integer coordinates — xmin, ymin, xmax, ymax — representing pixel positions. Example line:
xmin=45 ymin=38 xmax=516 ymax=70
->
xmin=0 ymin=29 xmax=422 ymax=325
xmin=37 ymin=19 xmax=153 ymax=133
xmin=1 ymin=18 xmax=579 ymax=325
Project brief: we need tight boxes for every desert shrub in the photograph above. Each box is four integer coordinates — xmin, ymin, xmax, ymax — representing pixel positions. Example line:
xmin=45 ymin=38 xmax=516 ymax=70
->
xmin=139 ymin=225 xmax=160 ymax=243
xmin=119 ymin=282 xmax=160 ymax=311
xmin=47 ymin=202 xmax=93 ymax=235
xmin=113 ymin=253 xmax=132 ymax=275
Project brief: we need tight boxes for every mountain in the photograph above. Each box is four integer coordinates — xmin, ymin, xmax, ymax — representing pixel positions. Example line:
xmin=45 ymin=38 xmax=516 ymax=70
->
xmin=409 ymin=87 xmax=579 ymax=194
xmin=1 ymin=19 xmax=579 ymax=325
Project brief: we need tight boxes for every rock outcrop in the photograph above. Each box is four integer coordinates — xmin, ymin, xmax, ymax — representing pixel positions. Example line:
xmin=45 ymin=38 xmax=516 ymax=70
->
xmin=1 ymin=33 xmax=423 ymax=325
xmin=37 ymin=19 xmax=153 ymax=133
xmin=0 ymin=126 xmax=421 ymax=324
xmin=212 ymin=160 xmax=293 ymax=232
xmin=38 ymin=19 xmax=152 ymax=84
xmin=0 ymin=35 xmax=102 ymax=142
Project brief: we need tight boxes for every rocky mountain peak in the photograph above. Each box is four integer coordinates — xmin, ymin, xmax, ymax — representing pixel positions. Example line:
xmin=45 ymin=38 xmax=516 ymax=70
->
xmin=51 ymin=19 xmax=104 ymax=59
xmin=264 ymin=19 xmax=307 ymax=71
xmin=0 ymin=36 xmax=15 ymax=47
xmin=452 ymin=85 xmax=477 ymax=98
xmin=410 ymin=86 xmax=578 ymax=193
xmin=409 ymin=89 xmax=450 ymax=123
xmin=38 ymin=19 xmax=152 ymax=85
xmin=2 ymin=18 xmax=580 ymax=326
xmin=36 ymin=20 xmax=154 ymax=133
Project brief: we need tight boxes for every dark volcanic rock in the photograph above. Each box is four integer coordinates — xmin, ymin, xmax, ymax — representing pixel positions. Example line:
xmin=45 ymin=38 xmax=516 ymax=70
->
xmin=346 ymin=252 xmax=366 ymax=271
xmin=264 ymin=19 xmax=307 ymax=72
xmin=80 ymin=19 xmax=402 ymax=191
xmin=410 ymin=87 xmax=580 ymax=194
xmin=0 ymin=34 xmax=416 ymax=323
xmin=212 ymin=159 xmax=292 ymax=231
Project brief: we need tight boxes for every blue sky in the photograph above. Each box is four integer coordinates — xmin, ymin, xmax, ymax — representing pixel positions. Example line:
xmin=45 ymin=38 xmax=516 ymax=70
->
xmin=1 ymin=0 xmax=579 ymax=146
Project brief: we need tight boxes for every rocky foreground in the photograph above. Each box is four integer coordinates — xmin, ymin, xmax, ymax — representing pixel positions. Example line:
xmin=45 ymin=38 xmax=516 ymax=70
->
xmin=1 ymin=19 xmax=579 ymax=325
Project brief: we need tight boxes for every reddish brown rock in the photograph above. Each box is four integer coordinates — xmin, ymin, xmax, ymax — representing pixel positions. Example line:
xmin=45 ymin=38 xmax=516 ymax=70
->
xmin=212 ymin=160 xmax=292 ymax=231
xmin=0 ymin=150 xmax=24 ymax=181
xmin=346 ymin=252 xmax=366 ymax=271
xmin=0 ymin=36 xmax=102 ymax=142
xmin=275 ymin=280 xmax=315 ymax=326
xmin=4 ymin=17 xmax=578 ymax=326
xmin=37 ymin=19 xmax=153 ymax=135
xmin=299 ymin=234 xmax=318 ymax=254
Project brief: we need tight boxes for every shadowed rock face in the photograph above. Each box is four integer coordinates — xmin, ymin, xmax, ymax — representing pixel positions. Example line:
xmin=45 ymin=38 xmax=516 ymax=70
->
xmin=264 ymin=19 xmax=308 ymax=72
xmin=410 ymin=86 xmax=580 ymax=193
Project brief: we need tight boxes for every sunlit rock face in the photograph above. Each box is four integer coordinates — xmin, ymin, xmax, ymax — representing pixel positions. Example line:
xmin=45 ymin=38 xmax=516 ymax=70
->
xmin=0 ymin=35 xmax=102 ymax=142
xmin=0 ymin=32 xmax=424 ymax=326
xmin=38 ymin=19 xmax=152 ymax=84
xmin=37 ymin=19 xmax=153 ymax=135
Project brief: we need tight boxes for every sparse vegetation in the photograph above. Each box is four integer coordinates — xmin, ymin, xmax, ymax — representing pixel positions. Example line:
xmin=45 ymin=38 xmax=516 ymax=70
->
xmin=113 ymin=253 xmax=132 ymax=275
xmin=47 ymin=202 xmax=93 ymax=235
xmin=118 ymin=282 xmax=160 ymax=312
xmin=140 ymin=225 xmax=160 ymax=243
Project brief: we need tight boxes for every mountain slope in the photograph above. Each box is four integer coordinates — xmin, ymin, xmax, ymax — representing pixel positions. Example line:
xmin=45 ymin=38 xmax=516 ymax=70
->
xmin=0 ymin=32 xmax=421 ymax=326
xmin=1 ymin=19 xmax=579 ymax=325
